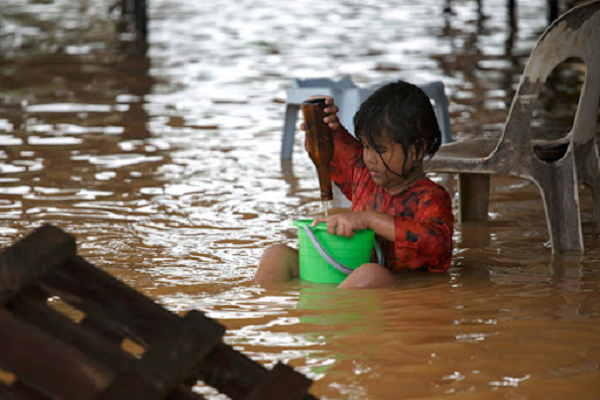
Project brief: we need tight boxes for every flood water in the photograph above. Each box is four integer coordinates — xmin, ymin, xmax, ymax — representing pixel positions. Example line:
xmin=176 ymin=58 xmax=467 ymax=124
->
xmin=1 ymin=0 xmax=600 ymax=399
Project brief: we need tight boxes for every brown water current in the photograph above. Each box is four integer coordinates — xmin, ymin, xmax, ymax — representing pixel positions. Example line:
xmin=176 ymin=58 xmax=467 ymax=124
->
xmin=1 ymin=0 xmax=600 ymax=399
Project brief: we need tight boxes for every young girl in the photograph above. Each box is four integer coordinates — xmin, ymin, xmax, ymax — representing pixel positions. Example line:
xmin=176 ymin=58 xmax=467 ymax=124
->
xmin=254 ymin=81 xmax=454 ymax=289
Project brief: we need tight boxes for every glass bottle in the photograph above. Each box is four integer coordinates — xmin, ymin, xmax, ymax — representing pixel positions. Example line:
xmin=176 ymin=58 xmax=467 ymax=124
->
xmin=301 ymin=98 xmax=334 ymax=201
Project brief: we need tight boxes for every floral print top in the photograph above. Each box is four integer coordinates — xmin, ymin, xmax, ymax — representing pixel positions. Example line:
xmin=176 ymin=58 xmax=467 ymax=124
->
xmin=329 ymin=126 xmax=454 ymax=273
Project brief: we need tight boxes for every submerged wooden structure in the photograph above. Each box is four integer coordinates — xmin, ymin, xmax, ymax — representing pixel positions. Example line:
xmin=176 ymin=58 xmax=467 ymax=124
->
xmin=0 ymin=224 xmax=317 ymax=400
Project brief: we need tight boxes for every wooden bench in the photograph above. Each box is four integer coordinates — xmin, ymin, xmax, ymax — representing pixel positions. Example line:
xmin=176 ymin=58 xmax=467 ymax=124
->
xmin=0 ymin=224 xmax=318 ymax=400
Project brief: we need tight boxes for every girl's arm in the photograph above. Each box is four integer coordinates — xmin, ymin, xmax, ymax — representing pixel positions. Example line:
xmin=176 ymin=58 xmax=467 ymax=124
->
xmin=392 ymin=191 xmax=454 ymax=273
xmin=312 ymin=211 xmax=395 ymax=241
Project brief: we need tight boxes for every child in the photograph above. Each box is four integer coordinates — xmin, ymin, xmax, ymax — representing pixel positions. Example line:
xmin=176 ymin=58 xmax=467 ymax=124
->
xmin=254 ymin=81 xmax=454 ymax=289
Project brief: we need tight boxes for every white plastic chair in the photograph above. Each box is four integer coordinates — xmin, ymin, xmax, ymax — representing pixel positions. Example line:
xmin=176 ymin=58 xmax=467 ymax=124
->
xmin=281 ymin=76 xmax=452 ymax=159
xmin=424 ymin=1 xmax=600 ymax=253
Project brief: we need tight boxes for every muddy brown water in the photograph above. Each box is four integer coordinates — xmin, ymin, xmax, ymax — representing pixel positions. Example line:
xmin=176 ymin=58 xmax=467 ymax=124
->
xmin=1 ymin=0 xmax=599 ymax=399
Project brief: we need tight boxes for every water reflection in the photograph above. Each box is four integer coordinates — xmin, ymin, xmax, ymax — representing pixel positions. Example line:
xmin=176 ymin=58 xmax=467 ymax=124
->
xmin=1 ymin=0 xmax=600 ymax=399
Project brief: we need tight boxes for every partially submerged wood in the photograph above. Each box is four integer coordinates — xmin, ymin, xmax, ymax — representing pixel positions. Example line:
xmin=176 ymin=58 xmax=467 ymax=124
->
xmin=0 ymin=224 xmax=318 ymax=400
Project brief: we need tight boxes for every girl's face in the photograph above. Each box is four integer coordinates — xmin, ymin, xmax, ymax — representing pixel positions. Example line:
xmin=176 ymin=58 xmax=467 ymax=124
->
xmin=361 ymin=134 xmax=420 ymax=195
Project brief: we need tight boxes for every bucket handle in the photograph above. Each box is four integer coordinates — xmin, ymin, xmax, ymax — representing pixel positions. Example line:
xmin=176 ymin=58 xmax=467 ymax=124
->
xmin=303 ymin=225 xmax=385 ymax=275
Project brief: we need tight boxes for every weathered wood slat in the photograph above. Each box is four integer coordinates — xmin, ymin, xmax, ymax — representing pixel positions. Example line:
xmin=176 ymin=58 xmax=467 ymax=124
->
xmin=9 ymin=291 xmax=130 ymax=372
xmin=99 ymin=311 xmax=224 ymax=400
xmin=0 ymin=386 xmax=19 ymax=400
xmin=167 ymin=387 xmax=206 ymax=400
xmin=244 ymin=363 xmax=313 ymax=400
xmin=192 ymin=343 xmax=267 ymax=399
xmin=99 ymin=372 xmax=208 ymax=400
xmin=0 ymin=310 xmax=112 ymax=400
xmin=41 ymin=256 xmax=175 ymax=346
xmin=194 ymin=344 xmax=318 ymax=400
xmin=0 ymin=377 xmax=55 ymax=400
xmin=0 ymin=359 xmax=59 ymax=400
xmin=0 ymin=224 xmax=76 ymax=305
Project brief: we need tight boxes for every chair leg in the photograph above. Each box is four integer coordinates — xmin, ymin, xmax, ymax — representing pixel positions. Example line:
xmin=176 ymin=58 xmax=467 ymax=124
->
xmin=281 ymin=104 xmax=300 ymax=160
xmin=538 ymin=164 xmax=584 ymax=252
xmin=577 ymin=140 xmax=600 ymax=240
xmin=458 ymin=173 xmax=490 ymax=223
xmin=418 ymin=81 xmax=452 ymax=145
xmin=432 ymin=83 xmax=452 ymax=145
xmin=591 ymin=182 xmax=600 ymax=238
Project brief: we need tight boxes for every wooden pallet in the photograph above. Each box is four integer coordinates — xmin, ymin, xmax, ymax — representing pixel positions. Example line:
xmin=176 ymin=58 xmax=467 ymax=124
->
xmin=0 ymin=224 xmax=318 ymax=400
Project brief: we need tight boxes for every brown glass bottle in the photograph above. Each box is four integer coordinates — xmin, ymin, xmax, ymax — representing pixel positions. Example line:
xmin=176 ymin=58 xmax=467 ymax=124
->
xmin=301 ymin=98 xmax=334 ymax=201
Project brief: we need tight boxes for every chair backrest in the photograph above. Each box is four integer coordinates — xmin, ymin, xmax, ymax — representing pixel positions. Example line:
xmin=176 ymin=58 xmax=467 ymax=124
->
xmin=501 ymin=1 xmax=600 ymax=146
xmin=360 ymin=80 xmax=452 ymax=144
xmin=336 ymin=80 xmax=452 ymax=144
xmin=286 ymin=76 xmax=452 ymax=144
xmin=292 ymin=76 xmax=357 ymax=89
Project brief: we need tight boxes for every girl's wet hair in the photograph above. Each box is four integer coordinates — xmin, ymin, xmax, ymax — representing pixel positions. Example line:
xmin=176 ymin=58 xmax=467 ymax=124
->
xmin=353 ymin=80 xmax=441 ymax=174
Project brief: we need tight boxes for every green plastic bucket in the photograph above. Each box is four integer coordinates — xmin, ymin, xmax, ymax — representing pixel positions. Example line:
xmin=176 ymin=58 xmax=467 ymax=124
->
xmin=293 ymin=219 xmax=380 ymax=284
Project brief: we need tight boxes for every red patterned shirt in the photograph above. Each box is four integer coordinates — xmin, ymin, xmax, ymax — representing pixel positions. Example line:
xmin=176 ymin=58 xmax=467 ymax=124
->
xmin=329 ymin=126 xmax=454 ymax=273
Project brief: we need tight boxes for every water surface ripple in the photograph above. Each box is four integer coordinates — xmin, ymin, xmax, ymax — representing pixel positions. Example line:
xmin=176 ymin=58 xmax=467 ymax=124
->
xmin=1 ymin=0 xmax=599 ymax=399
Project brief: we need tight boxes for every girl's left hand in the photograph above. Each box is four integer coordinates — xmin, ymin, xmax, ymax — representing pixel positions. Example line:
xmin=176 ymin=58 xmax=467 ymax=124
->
xmin=312 ymin=211 xmax=371 ymax=238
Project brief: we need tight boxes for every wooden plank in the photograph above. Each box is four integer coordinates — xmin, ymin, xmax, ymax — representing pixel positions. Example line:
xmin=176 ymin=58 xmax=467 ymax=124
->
xmin=99 ymin=311 xmax=224 ymax=400
xmin=192 ymin=344 xmax=319 ymax=400
xmin=0 ymin=309 xmax=113 ymax=400
xmin=192 ymin=343 xmax=265 ymax=399
xmin=94 ymin=372 xmax=207 ymax=400
xmin=167 ymin=386 xmax=207 ymax=400
xmin=41 ymin=256 xmax=176 ymax=346
xmin=98 ymin=372 xmax=174 ymax=400
xmin=244 ymin=363 xmax=313 ymax=400
xmin=98 ymin=371 xmax=208 ymax=400
xmin=9 ymin=292 xmax=215 ymax=400
xmin=9 ymin=290 xmax=131 ymax=371
xmin=0 ymin=224 xmax=76 ymax=305
xmin=31 ymin=281 xmax=139 ymax=347
xmin=0 ymin=376 xmax=55 ymax=400
xmin=0 ymin=384 xmax=22 ymax=400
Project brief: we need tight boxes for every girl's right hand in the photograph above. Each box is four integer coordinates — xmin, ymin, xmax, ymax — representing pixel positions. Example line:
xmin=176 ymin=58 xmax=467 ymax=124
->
xmin=299 ymin=95 xmax=341 ymax=131
xmin=312 ymin=211 xmax=371 ymax=238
